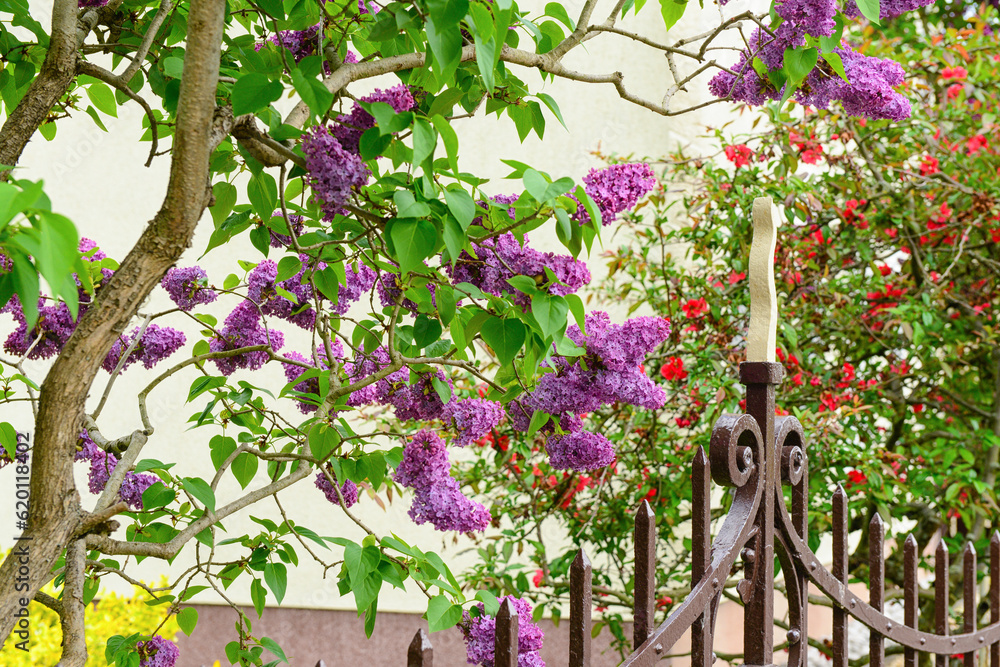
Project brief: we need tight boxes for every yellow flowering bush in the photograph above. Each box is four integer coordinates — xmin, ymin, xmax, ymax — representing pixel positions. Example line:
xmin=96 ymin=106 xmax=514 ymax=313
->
xmin=0 ymin=580 xmax=179 ymax=667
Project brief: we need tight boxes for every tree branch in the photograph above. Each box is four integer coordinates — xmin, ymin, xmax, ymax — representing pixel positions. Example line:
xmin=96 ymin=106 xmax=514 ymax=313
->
xmin=0 ymin=0 xmax=228 ymax=645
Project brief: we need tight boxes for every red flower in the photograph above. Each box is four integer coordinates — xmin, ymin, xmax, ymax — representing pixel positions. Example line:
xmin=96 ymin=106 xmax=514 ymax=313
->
xmin=966 ymin=134 xmax=988 ymax=155
xmin=682 ymin=298 xmax=709 ymax=318
xmin=660 ymin=357 xmax=687 ymax=381
xmin=533 ymin=569 xmax=544 ymax=587
xmin=675 ymin=417 xmax=691 ymax=428
xmin=947 ymin=83 xmax=964 ymax=99
xmin=728 ymin=270 xmax=746 ymax=285
xmin=846 ymin=470 xmax=868 ymax=487
xmin=842 ymin=199 xmax=867 ymax=226
xmin=940 ymin=66 xmax=968 ymax=80
xmin=724 ymin=144 xmax=754 ymax=168
xmin=791 ymin=372 xmax=804 ymax=386
xmin=801 ymin=147 xmax=824 ymax=165
xmin=656 ymin=596 xmax=673 ymax=608
xmin=919 ymin=156 xmax=939 ymax=176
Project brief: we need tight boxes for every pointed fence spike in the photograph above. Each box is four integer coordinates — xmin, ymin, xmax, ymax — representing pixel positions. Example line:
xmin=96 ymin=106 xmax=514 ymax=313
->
xmin=990 ymin=531 xmax=999 ymax=667
xmin=408 ymin=629 xmax=433 ymax=667
xmin=692 ymin=446 xmax=713 ymax=667
xmin=832 ymin=486 xmax=849 ymax=667
xmin=869 ymin=512 xmax=885 ymax=667
xmin=936 ymin=537 xmax=950 ymax=667
xmin=633 ymin=499 xmax=657 ymax=650
xmin=494 ymin=598 xmax=519 ymax=667
xmin=692 ymin=447 xmax=711 ymax=584
xmin=570 ymin=549 xmax=593 ymax=667
xmin=964 ymin=542 xmax=977 ymax=667
xmin=316 ymin=661 xmax=327 ymax=667
xmin=904 ymin=535 xmax=918 ymax=667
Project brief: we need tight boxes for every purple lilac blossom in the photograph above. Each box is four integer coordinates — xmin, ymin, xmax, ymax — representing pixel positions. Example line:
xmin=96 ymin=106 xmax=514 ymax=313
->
xmin=376 ymin=269 xmax=436 ymax=314
xmin=343 ymin=347 xmax=409 ymax=406
xmin=255 ymin=25 xmax=321 ymax=62
xmin=247 ymin=258 xmax=318 ymax=329
xmin=330 ymin=262 xmax=377 ymax=314
xmin=2 ymin=298 xmax=76 ymax=359
xmin=268 ymin=213 xmax=305 ymax=248
xmin=78 ymin=0 xmax=108 ymax=7
xmin=162 ymin=266 xmax=217 ymax=311
xmin=209 ymin=301 xmax=285 ymax=376
xmin=447 ymin=232 xmax=590 ymax=304
xmin=76 ymin=431 xmax=101 ymax=462
xmin=843 ymin=0 xmax=935 ymax=19
xmin=463 ymin=596 xmax=545 ymax=667
xmin=546 ymin=431 xmax=615 ymax=471
xmin=573 ymin=163 xmax=657 ymax=225
xmin=0 ymin=250 xmax=12 ymax=274
xmin=315 ymin=468 xmax=359 ymax=507
xmin=442 ymin=398 xmax=505 ymax=446
xmin=136 ymin=635 xmax=180 ymax=667
xmin=509 ymin=312 xmax=670 ymax=470
xmin=102 ymin=324 xmax=187 ymax=373
xmin=386 ymin=370 xmax=452 ymax=421
xmin=302 ymin=126 xmax=370 ymax=220
xmin=358 ymin=0 xmax=380 ymax=13
xmin=281 ymin=347 xmax=345 ymax=413
xmin=708 ymin=0 xmax=911 ymax=121
xmin=86 ymin=449 xmax=157 ymax=510
xmin=395 ymin=430 xmax=491 ymax=533
xmin=798 ymin=46 xmax=910 ymax=121
xmin=332 ymin=85 xmax=416 ymax=154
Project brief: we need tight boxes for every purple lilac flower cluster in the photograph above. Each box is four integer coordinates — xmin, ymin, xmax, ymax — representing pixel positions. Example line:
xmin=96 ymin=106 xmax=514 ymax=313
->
xmin=268 ymin=213 xmax=305 ymax=248
xmin=509 ymin=312 xmax=670 ymax=471
xmin=573 ymin=163 xmax=657 ymax=226
xmin=255 ymin=24 xmax=322 ymax=63
xmin=441 ymin=399 xmax=505 ymax=446
xmin=331 ymin=262 xmax=377 ymax=314
xmin=843 ymin=0 xmax=935 ymax=19
xmin=2 ymin=296 xmax=77 ymax=359
xmin=394 ymin=430 xmax=491 ymax=532
xmin=342 ymin=347 xmax=409 ymax=406
xmin=463 ymin=596 xmax=545 ymax=667
xmin=102 ymin=324 xmax=187 ymax=373
xmin=302 ymin=126 xmax=370 ymax=220
xmin=332 ymin=85 xmax=416 ymax=154
xmin=82 ymin=440 xmax=157 ymax=510
xmin=3 ymin=239 xmax=126 ymax=362
xmin=162 ymin=266 xmax=218 ymax=311
xmin=708 ymin=0 xmax=914 ymax=121
xmin=209 ymin=302 xmax=285 ymax=376
xmin=315 ymin=467 xmax=359 ymax=507
xmin=247 ymin=257 xmax=319 ymax=329
xmin=376 ymin=268 xmax=436 ymax=314
xmin=136 ymin=635 xmax=180 ymax=667
xmin=78 ymin=0 xmax=108 ymax=7
xmin=447 ymin=232 xmax=590 ymax=304
xmin=281 ymin=344 xmax=344 ymax=413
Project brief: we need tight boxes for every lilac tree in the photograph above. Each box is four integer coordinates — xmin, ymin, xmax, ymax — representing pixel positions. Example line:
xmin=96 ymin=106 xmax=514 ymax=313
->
xmin=0 ymin=0 xmax=938 ymax=663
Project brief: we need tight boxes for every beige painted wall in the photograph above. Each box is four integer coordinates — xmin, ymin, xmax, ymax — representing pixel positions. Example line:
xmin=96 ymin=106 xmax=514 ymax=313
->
xmin=1 ymin=0 xmax=765 ymax=615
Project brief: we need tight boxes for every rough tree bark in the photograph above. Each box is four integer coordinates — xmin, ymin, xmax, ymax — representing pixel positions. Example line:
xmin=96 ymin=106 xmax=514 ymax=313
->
xmin=0 ymin=0 xmax=227 ymax=649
